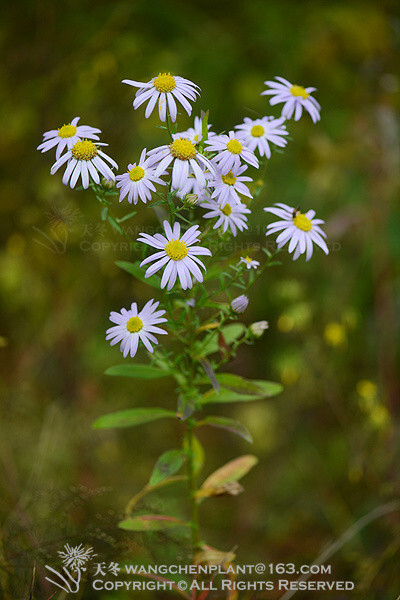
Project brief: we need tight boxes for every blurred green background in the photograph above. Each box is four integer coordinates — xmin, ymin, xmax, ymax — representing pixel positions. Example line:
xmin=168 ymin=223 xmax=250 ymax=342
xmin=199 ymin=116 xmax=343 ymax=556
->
xmin=1 ymin=0 xmax=399 ymax=598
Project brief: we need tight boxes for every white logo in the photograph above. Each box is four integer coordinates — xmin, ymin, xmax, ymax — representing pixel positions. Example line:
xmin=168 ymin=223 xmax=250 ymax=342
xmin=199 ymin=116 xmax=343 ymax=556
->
xmin=45 ymin=543 xmax=96 ymax=593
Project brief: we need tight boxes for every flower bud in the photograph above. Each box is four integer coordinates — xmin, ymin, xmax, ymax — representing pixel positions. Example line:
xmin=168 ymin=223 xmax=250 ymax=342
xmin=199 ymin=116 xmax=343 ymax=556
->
xmin=184 ymin=193 xmax=199 ymax=207
xmin=231 ymin=294 xmax=249 ymax=314
xmin=250 ymin=320 xmax=269 ymax=337
xmin=102 ymin=177 xmax=116 ymax=189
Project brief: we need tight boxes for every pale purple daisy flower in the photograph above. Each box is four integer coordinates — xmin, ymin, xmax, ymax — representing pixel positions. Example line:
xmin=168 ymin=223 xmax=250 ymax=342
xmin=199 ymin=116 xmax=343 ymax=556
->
xmin=200 ymin=197 xmax=250 ymax=237
xmin=138 ymin=220 xmax=211 ymax=291
xmin=106 ymin=299 xmax=167 ymax=358
xmin=209 ymin=164 xmax=252 ymax=206
xmin=122 ymin=73 xmax=199 ymax=122
xmin=261 ymin=77 xmax=321 ymax=123
xmin=264 ymin=203 xmax=328 ymax=261
xmin=37 ymin=117 xmax=101 ymax=160
xmin=239 ymin=256 xmax=260 ymax=270
xmin=205 ymin=131 xmax=259 ymax=173
xmin=235 ymin=116 xmax=289 ymax=158
xmin=148 ymin=135 xmax=215 ymax=192
xmin=116 ymin=149 xmax=165 ymax=205
xmin=50 ymin=140 xmax=118 ymax=189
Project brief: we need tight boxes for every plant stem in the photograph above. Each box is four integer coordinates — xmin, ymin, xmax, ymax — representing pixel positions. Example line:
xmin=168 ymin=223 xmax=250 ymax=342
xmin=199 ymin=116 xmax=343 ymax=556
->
xmin=185 ymin=421 xmax=200 ymax=555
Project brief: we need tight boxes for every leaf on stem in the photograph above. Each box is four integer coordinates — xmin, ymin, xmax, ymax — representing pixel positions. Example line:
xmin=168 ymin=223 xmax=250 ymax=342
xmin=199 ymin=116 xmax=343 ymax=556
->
xmin=198 ymin=374 xmax=283 ymax=405
xmin=118 ymin=515 xmax=188 ymax=531
xmin=198 ymin=358 xmax=220 ymax=393
xmin=196 ymin=455 xmax=258 ymax=499
xmin=92 ymin=407 xmax=176 ymax=429
xmin=149 ymin=450 xmax=186 ymax=486
xmin=105 ymin=363 xmax=171 ymax=379
xmin=196 ymin=416 xmax=253 ymax=443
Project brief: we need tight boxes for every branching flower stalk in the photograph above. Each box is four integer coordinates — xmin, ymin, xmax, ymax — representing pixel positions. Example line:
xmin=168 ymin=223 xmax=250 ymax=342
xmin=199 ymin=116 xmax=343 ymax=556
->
xmin=38 ymin=72 xmax=329 ymax=579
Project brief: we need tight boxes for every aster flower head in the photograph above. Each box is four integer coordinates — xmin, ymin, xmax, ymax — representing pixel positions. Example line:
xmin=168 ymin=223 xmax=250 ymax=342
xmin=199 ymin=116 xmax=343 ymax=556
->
xmin=50 ymin=140 xmax=118 ymax=189
xmin=122 ymin=73 xmax=199 ymax=122
xmin=264 ymin=203 xmax=329 ymax=261
xmin=178 ymin=115 xmax=215 ymax=143
xmin=200 ymin=197 xmax=251 ymax=237
xmin=116 ymin=149 xmax=165 ymax=205
xmin=231 ymin=295 xmax=249 ymax=314
xmin=37 ymin=117 xmax=101 ymax=160
xmin=148 ymin=134 xmax=215 ymax=192
xmin=261 ymin=77 xmax=321 ymax=123
xmin=106 ymin=299 xmax=167 ymax=358
xmin=138 ymin=220 xmax=211 ymax=291
xmin=209 ymin=164 xmax=253 ymax=206
xmin=239 ymin=256 xmax=260 ymax=270
xmin=206 ymin=131 xmax=259 ymax=173
xmin=235 ymin=116 xmax=289 ymax=158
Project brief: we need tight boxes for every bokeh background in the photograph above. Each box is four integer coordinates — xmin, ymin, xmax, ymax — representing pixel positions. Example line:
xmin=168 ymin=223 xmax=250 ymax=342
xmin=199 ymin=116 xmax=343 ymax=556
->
xmin=1 ymin=0 xmax=399 ymax=598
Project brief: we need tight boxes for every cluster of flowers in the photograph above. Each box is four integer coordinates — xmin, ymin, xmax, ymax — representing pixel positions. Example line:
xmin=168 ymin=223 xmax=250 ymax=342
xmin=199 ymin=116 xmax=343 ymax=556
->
xmin=38 ymin=73 xmax=328 ymax=358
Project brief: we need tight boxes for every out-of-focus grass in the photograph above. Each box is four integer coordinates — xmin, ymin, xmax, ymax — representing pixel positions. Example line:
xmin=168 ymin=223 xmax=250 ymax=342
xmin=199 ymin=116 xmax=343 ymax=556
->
xmin=0 ymin=1 xmax=399 ymax=598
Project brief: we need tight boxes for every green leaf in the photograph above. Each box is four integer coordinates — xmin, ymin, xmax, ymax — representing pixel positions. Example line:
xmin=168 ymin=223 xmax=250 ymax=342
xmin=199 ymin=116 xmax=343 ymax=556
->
xmin=118 ymin=515 xmax=188 ymax=531
xmin=198 ymin=374 xmax=283 ymax=405
xmin=199 ymin=388 xmax=265 ymax=405
xmin=196 ymin=417 xmax=253 ymax=443
xmin=198 ymin=373 xmax=263 ymax=395
xmin=105 ymin=364 xmax=171 ymax=379
xmin=115 ymin=261 xmax=160 ymax=288
xmin=117 ymin=210 xmax=137 ymax=223
xmin=107 ymin=214 xmax=124 ymax=235
xmin=251 ymin=379 xmax=284 ymax=397
xmin=149 ymin=450 xmax=186 ymax=486
xmin=199 ymin=324 xmax=246 ymax=356
xmin=93 ymin=408 xmax=176 ymax=429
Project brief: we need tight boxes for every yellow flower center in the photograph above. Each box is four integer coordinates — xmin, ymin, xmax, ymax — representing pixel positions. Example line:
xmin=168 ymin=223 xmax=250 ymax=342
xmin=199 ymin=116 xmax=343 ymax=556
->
xmin=165 ymin=240 xmax=188 ymax=261
xmin=169 ymin=138 xmax=197 ymax=161
xmin=290 ymin=85 xmax=309 ymax=99
xmin=71 ymin=140 xmax=97 ymax=161
xmin=221 ymin=204 xmax=232 ymax=216
xmin=226 ymin=139 xmax=242 ymax=154
xmin=244 ymin=256 xmax=252 ymax=263
xmin=221 ymin=171 xmax=237 ymax=186
xmin=153 ymin=72 xmax=176 ymax=93
xmin=293 ymin=212 xmax=312 ymax=231
xmin=58 ymin=124 xmax=77 ymax=138
xmin=126 ymin=316 xmax=143 ymax=333
xmin=251 ymin=125 xmax=264 ymax=137
xmin=129 ymin=166 xmax=145 ymax=181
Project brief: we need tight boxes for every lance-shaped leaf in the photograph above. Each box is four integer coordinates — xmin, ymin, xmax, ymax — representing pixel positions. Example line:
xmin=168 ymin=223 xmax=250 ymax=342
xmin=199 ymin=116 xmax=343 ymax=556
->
xmin=116 ymin=260 xmax=160 ymax=288
xmin=199 ymin=375 xmax=283 ymax=405
xmin=196 ymin=416 xmax=253 ymax=443
xmin=196 ymin=454 xmax=258 ymax=499
xmin=93 ymin=408 xmax=176 ymax=429
xmin=149 ymin=450 xmax=186 ymax=486
xmin=118 ymin=515 xmax=188 ymax=531
xmin=105 ymin=364 xmax=171 ymax=379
